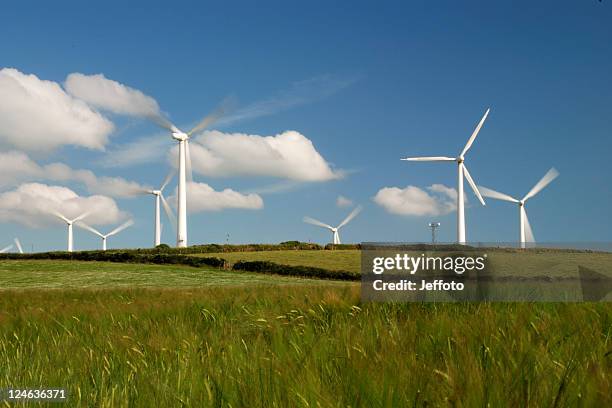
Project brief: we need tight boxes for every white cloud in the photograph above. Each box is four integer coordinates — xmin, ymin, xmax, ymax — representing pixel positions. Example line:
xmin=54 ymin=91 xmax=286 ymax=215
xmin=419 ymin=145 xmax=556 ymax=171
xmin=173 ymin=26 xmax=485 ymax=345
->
xmin=373 ymin=184 xmax=459 ymax=216
xmin=65 ymin=73 xmax=161 ymax=118
xmin=181 ymin=130 xmax=343 ymax=182
xmin=0 ymin=68 xmax=114 ymax=151
xmin=0 ymin=183 xmax=126 ymax=228
xmin=169 ymin=182 xmax=263 ymax=213
xmin=0 ymin=151 xmax=149 ymax=198
xmin=336 ymin=195 xmax=353 ymax=208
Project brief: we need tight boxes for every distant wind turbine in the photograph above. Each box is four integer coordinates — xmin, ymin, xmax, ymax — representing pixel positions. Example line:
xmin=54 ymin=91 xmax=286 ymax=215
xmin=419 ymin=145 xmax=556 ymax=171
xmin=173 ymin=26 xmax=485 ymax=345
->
xmin=0 ymin=244 xmax=12 ymax=254
xmin=304 ymin=206 xmax=362 ymax=244
xmin=136 ymin=172 xmax=175 ymax=247
xmin=479 ymin=168 xmax=559 ymax=248
xmin=149 ymin=99 xmax=232 ymax=248
xmin=77 ymin=219 xmax=134 ymax=251
xmin=402 ymin=108 xmax=490 ymax=244
xmin=53 ymin=211 xmax=89 ymax=252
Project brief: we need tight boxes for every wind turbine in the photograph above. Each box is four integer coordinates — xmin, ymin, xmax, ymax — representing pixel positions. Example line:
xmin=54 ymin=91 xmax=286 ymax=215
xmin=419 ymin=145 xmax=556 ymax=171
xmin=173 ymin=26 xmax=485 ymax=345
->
xmin=402 ymin=108 xmax=490 ymax=244
xmin=479 ymin=168 xmax=559 ymax=248
xmin=53 ymin=211 xmax=89 ymax=252
xmin=0 ymin=244 xmax=12 ymax=254
xmin=77 ymin=219 xmax=134 ymax=251
xmin=1 ymin=238 xmax=24 ymax=254
xmin=150 ymin=101 xmax=230 ymax=248
xmin=137 ymin=172 xmax=175 ymax=247
xmin=304 ymin=206 xmax=362 ymax=244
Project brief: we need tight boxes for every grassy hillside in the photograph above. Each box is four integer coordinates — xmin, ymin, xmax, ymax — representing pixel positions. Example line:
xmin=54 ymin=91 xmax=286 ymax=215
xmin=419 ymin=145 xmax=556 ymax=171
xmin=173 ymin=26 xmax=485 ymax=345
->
xmin=0 ymin=260 xmax=346 ymax=289
xmin=196 ymin=249 xmax=361 ymax=272
xmin=196 ymin=249 xmax=612 ymax=278
xmin=0 ymin=285 xmax=609 ymax=407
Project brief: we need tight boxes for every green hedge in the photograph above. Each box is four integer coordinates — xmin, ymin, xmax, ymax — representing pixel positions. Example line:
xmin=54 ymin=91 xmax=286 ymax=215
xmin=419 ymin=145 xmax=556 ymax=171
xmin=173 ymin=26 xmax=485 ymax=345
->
xmin=0 ymin=251 xmax=226 ymax=268
xmin=232 ymin=260 xmax=359 ymax=281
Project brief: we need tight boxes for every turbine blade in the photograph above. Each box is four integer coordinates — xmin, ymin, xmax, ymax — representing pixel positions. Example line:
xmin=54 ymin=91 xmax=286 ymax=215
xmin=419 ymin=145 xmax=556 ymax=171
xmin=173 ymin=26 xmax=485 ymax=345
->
xmin=160 ymin=194 xmax=177 ymax=231
xmin=187 ymin=97 xmax=235 ymax=136
xmin=14 ymin=238 xmax=23 ymax=254
xmin=523 ymin=167 xmax=559 ymax=202
xmin=462 ymin=164 xmax=486 ymax=206
xmin=72 ymin=211 xmax=90 ymax=223
xmin=107 ymin=219 xmax=134 ymax=237
xmin=523 ymin=209 xmax=535 ymax=243
xmin=160 ymin=170 xmax=175 ymax=192
xmin=76 ymin=221 xmax=104 ymax=238
xmin=148 ymin=114 xmax=177 ymax=132
xmin=337 ymin=205 xmax=363 ymax=229
xmin=401 ymin=156 xmax=456 ymax=162
xmin=478 ymin=186 xmax=519 ymax=203
xmin=0 ymin=245 xmax=12 ymax=254
xmin=460 ymin=108 xmax=490 ymax=158
xmin=303 ymin=217 xmax=333 ymax=230
xmin=52 ymin=211 xmax=70 ymax=224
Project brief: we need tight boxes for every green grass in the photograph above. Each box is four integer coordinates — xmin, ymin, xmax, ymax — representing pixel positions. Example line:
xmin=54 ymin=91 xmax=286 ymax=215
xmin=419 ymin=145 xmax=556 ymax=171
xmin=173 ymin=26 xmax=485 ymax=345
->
xmin=198 ymin=249 xmax=612 ymax=279
xmin=196 ymin=249 xmax=361 ymax=272
xmin=0 ymin=260 xmax=345 ymax=289
xmin=0 ymin=286 xmax=610 ymax=407
xmin=0 ymin=257 xmax=610 ymax=406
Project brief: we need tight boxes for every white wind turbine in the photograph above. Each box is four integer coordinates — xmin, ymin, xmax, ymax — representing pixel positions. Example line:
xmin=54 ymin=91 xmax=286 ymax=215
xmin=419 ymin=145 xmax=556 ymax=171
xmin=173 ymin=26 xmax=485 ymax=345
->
xmin=479 ymin=168 xmax=559 ymax=248
xmin=1 ymin=239 xmax=24 ymax=254
xmin=53 ymin=211 xmax=89 ymax=252
xmin=402 ymin=108 xmax=490 ymax=244
xmin=77 ymin=219 xmax=135 ymax=251
xmin=137 ymin=172 xmax=175 ymax=247
xmin=150 ymin=101 xmax=229 ymax=248
xmin=304 ymin=206 xmax=362 ymax=244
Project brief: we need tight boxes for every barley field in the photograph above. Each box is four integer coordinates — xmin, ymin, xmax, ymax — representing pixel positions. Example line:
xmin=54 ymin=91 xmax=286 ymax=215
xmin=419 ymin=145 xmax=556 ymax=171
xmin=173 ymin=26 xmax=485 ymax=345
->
xmin=0 ymin=255 xmax=610 ymax=407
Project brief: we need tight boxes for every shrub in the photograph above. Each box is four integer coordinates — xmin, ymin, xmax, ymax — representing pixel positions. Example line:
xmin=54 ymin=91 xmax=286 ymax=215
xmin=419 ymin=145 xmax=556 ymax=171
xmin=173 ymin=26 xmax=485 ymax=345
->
xmin=232 ymin=260 xmax=358 ymax=281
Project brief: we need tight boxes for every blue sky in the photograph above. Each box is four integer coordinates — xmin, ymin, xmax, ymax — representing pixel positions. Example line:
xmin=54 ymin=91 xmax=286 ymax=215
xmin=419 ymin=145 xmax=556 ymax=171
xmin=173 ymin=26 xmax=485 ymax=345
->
xmin=0 ymin=0 xmax=611 ymax=251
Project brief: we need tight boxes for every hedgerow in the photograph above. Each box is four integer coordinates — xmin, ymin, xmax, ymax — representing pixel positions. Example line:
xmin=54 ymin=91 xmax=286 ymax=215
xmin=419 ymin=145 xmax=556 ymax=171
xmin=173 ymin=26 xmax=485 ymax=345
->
xmin=232 ymin=260 xmax=359 ymax=281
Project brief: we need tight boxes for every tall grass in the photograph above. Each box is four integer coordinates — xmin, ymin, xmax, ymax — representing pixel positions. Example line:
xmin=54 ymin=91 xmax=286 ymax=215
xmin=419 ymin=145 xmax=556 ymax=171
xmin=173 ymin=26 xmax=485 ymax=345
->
xmin=0 ymin=286 xmax=609 ymax=407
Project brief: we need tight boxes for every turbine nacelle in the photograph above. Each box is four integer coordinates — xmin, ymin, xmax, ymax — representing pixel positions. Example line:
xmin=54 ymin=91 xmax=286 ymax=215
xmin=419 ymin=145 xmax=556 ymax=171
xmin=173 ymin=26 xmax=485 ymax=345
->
xmin=171 ymin=131 xmax=189 ymax=142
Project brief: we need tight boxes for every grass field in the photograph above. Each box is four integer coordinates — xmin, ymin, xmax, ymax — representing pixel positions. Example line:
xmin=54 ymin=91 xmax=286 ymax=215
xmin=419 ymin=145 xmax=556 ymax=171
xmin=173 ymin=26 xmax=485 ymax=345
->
xmin=0 ymin=254 xmax=610 ymax=406
xmin=196 ymin=249 xmax=361 ymax=272
xmin=0 ymin=260 xmax=345 ymax=289
xmin=198 ymin=248 xmax=612 ymax=278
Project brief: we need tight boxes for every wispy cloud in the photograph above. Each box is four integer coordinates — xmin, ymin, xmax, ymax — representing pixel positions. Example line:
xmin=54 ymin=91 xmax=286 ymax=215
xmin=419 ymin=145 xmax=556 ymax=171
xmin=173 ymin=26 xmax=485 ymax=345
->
xmin=216 ymin=74 xmax=360 ymax=127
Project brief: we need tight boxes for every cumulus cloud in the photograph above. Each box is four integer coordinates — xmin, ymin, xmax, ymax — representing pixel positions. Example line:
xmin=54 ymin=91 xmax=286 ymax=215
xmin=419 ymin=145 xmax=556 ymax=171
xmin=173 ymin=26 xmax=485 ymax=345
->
xmin=0 ymin=68 xmax=114 ymax=151
xmin=179 ymin=130 xmax=343 ymax=182
xmin=169 ymin=182 xmax=263 ymax=213
xmin=373 ymin=184 xmax=459 ymax=216
xmin=336 ymin=195 xmax=353 ymax=208
xmin=0 ymin=183 xmax=126 ymax=228
xmin=65 ymin=73 xmax=161 ymax=118
xmin=0 ymin=151 xmax=149 ymax=198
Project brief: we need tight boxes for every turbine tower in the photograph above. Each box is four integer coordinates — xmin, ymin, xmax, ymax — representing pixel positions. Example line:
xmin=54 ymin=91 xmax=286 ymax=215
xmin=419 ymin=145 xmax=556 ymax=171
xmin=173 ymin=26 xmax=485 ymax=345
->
xmin=53 ymin=211 xmax=89 ymax=252
xmin=479 ymin=168 xmax=559 ymax=248
xmin=137 ymin=172 xmax=175 ymax=247
xmin=150 ymin=102 xmax=229 ymax=248
xmin=304 ymin=206 xmax=362 ymax=245
xmin=77 ymin=220 xmax=134 ymax=251
xmin=402 ymin=108 xmax=490 ymax=244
